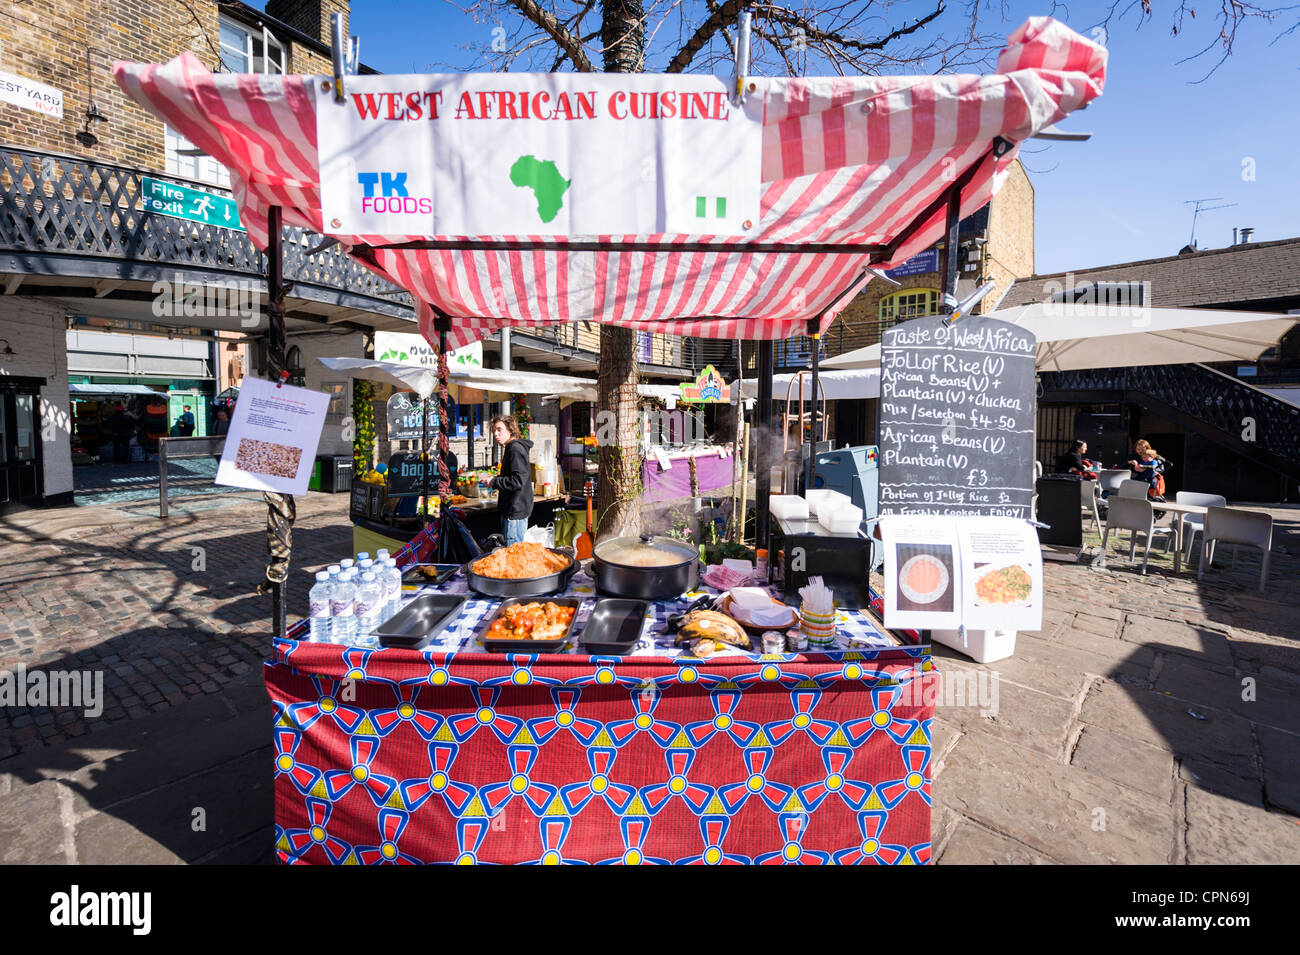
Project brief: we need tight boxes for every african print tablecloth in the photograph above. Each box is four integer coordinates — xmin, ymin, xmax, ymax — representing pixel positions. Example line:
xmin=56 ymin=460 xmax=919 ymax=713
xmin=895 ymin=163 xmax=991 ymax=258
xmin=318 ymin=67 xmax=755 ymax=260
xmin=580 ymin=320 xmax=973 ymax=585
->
xmin=267 ymin=617 xmax=936 ymax=863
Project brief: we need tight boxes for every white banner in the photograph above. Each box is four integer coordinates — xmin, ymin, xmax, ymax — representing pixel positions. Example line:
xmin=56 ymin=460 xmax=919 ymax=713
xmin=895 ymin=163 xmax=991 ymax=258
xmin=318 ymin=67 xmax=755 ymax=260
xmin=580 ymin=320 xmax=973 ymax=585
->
xmin=374 ymin=331 xmax=481 ymax=369
xmin=316 ymin=74 xmax=763 ymax=237
xmin=0 ymin=69 xmax=63 ymax=119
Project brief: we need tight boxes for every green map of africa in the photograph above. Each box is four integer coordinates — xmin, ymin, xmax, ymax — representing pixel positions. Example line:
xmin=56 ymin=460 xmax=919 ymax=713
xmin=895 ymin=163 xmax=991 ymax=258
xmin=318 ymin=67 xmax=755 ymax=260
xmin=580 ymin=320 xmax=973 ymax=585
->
xmin=509 ymin=155 xmax=570 ymax=223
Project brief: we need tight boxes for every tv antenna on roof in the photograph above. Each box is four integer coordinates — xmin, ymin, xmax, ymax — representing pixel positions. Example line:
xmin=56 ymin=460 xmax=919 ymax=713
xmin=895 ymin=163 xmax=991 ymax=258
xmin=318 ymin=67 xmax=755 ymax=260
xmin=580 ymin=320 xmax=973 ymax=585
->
xmin=1184 ymin=197 xmax=1237 ymax=249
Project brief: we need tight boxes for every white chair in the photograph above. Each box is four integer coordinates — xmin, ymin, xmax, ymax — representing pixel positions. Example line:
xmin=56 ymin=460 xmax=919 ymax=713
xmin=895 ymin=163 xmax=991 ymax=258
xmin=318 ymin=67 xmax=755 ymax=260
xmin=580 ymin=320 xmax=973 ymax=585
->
xmin=1034 ymin=460 xmax=1044 ymax=480
xmin=1080 ymin=479 xmax=1101 ymax=531
xmin=1101 ymin=497 xmax=1173 ymax=575
xmin=1097 ymin=469 xmax=1129 ymax=498
xmin=1197 ymin=507 xmax=1273 ymax=592
xmin=1118 ymin=479 xmax=1149 ymax=500
xmin=1174 ymin=491 xmax=1227 ymax=562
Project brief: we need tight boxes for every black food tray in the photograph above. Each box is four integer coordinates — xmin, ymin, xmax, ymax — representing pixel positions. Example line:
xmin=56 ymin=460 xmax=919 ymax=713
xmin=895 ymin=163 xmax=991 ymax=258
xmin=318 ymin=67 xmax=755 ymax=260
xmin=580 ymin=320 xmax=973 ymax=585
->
xmin=401 ymin=563 xmax=460 ymax=588
xmin=374 ymin=593 xmax=468 ymax=650
xmin=579 ymin=598 xmax=649 ymax=655
xmin=480 ymin=596 xmax=584 ymax=653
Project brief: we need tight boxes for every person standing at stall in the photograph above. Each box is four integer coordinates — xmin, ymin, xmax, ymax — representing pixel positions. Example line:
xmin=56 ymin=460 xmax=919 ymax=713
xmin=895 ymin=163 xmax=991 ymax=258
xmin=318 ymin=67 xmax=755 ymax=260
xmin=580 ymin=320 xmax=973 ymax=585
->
xmin=490 ymin=414 xmax=533 ymax=546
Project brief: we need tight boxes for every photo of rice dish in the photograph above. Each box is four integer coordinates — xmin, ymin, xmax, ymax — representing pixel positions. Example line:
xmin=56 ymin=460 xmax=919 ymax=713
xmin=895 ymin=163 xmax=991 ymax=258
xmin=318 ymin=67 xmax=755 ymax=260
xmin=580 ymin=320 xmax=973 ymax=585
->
xmin=234 ymin=437 xmax=302 ymax=478
xmin=973 ymin=563 xmax=1033 ymax=607
xmin=898 ymin=553 xmax=950 ymax=605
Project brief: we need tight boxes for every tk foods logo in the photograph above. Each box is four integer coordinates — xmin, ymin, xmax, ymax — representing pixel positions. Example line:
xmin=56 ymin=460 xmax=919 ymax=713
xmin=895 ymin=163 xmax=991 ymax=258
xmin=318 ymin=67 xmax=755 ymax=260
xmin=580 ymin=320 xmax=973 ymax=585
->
xmin=357 ymin=171 xmax=432 ymax=215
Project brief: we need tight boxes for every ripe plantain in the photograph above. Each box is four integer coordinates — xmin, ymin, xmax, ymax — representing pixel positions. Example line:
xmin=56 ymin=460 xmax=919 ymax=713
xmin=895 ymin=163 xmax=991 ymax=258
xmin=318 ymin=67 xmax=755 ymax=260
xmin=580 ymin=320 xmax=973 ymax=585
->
xmin=675 ymin=609 xmax=750 ymax=648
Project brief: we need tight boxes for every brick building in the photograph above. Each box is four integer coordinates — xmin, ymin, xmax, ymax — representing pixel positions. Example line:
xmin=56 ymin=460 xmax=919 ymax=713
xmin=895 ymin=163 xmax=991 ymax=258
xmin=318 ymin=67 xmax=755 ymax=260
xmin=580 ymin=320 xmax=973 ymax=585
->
xmin=0 ymin=0 xmax=416 ymax=512
xmin=772 ymin=159 xmax=1036 ymax=447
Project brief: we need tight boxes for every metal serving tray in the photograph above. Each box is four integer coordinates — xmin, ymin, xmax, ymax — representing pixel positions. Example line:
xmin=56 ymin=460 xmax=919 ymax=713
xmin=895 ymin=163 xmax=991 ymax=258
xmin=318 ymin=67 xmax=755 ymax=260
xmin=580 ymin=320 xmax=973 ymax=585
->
xmin=579 ymin=598 xmax=649 ymax=655
xmin=480 ymin=596 xmax=584 ymax=654
xmin=374 ymin=593 xmax=468 ymax=650
xmin=401 ymin=563 xmax=460 ymax=589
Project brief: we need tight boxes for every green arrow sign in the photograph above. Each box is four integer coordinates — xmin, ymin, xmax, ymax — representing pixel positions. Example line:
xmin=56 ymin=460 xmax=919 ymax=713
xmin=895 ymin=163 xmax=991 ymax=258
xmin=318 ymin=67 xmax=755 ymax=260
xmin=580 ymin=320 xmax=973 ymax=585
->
xmin=142 ymin=177 xmax=245 ymax=232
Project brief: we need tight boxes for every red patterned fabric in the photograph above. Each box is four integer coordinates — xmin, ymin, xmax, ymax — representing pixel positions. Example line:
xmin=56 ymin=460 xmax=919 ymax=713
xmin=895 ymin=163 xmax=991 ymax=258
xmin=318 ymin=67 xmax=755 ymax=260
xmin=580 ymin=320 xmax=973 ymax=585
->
xmin=113 ymin=17 xmax=1104 ymax=348
xmin=267 ymin=642 xmax=938 ymax=864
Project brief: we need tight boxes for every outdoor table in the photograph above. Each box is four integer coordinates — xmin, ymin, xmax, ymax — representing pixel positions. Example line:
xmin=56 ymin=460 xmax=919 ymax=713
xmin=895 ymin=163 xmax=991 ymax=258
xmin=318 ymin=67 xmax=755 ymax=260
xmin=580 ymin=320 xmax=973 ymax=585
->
xmin=1154 ymin=501 xmax=1208 ymax=573
xmin=266 ymin=560 xmax=938 ymax=865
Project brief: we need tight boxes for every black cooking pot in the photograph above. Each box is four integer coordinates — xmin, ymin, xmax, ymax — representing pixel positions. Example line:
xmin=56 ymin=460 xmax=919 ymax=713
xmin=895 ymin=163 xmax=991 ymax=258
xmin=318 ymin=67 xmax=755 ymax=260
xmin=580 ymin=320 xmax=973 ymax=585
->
xmin=590 ymin=533 xmax=700 ymax=600
xmin=463 ymin=547 xmax=577 ymax=598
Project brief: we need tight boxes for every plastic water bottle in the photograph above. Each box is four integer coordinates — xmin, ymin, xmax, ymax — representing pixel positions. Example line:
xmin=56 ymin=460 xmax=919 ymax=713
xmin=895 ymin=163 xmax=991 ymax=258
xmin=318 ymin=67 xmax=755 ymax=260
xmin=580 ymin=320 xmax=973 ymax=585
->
xmin=327 ymin=563 xmax=342 ymax=579
xmin=356 ymin=552 xmax=370 ymax=564
xmin=331 ymin=571 xmax=356 ymax=644
xmin=358 ymin=558 xmax=375 ymax=576
xmin=382 ymin=557 xmax=403 ymax=623
xmin=308 ymin=571 xmax=333 ymax=642
xmin=354 ymin=571 xmax=382 ymax=640
xmin=376 ymin=549 xmax=391 ymax=563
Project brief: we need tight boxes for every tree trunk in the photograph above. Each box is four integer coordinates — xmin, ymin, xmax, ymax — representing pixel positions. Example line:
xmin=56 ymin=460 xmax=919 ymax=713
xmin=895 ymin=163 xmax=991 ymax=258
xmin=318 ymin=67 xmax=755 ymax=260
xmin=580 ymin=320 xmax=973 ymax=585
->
xmin=593 ymin=0 xmax=646 ymax=538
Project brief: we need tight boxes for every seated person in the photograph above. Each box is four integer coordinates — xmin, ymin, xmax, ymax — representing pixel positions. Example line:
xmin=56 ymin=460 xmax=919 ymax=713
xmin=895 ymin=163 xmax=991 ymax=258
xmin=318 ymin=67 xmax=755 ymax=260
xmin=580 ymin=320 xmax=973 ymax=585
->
xmin=1126 ymin=447 xmax=1166 ymax=499
xmin=1055 ymin=440 xmax=1099 ymax=478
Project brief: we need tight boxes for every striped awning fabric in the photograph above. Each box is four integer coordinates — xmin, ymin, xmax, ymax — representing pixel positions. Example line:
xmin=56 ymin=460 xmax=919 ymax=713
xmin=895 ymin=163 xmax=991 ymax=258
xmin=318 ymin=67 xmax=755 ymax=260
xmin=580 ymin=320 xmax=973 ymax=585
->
xmin=114 ymin=17 xmax=1104 ymax=348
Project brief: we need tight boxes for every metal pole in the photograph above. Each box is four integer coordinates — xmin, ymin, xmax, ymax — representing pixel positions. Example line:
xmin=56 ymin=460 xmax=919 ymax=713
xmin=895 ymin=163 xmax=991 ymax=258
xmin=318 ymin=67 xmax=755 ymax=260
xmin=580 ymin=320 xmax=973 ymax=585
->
xmin=158 ymin=437 xmax=169 ymax=519
xmin=939 ymin=184 xmax=962 ymax=310
xmin=262 ymin=205 xmax=293 ymax=639
xmin=806 ymin=326 xmax=821 ymax=493
xmin=421 ymin=394 xmax=430 ymax=526
xmin=755 ymin=339 xmax=774 ymax=583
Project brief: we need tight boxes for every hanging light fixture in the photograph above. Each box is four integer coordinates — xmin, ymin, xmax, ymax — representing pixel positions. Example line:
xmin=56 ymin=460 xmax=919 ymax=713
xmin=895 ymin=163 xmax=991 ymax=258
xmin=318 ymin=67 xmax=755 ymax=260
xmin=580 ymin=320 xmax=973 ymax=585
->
xmin=74 ymin=49 xmax=108 ymax=148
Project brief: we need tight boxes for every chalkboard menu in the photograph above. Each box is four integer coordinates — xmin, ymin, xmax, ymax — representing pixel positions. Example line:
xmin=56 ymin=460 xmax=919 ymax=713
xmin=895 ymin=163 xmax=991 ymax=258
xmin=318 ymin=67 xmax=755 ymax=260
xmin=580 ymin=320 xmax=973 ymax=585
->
xmin=877 ymin=314 xmax=1037 ymax=518
xmin=385 ymin=451 xmax=458 ymax=498
xmin=386 ymin=392 xmax=439 ymax=441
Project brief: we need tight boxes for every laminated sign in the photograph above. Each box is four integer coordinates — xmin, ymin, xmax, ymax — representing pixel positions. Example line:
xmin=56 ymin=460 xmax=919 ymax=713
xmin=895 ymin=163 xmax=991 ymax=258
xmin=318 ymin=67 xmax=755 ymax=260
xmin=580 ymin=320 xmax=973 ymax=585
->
xmin=315 ymin=74 xmax=763 ymax=237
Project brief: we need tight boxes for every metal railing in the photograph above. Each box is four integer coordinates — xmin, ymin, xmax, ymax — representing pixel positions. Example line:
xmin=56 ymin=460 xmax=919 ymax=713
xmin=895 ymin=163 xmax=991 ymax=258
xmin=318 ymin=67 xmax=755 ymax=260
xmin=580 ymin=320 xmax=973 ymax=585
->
xmin=1041 ymin=363 xmax=1300 ymax=478
xmin=0 ymin=146 xmax=412 ymax=311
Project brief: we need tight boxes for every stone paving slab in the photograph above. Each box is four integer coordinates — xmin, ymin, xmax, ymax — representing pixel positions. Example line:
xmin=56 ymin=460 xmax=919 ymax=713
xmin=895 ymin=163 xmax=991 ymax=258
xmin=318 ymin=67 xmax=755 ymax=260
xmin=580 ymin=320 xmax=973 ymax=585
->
xmin=1184 ymin=787 xmax=1300 ymax=865
xmin=937 ymin=728 xmax=1176 ymax=865
xmin=1070 ymin=725 xmax=1177 ymax=803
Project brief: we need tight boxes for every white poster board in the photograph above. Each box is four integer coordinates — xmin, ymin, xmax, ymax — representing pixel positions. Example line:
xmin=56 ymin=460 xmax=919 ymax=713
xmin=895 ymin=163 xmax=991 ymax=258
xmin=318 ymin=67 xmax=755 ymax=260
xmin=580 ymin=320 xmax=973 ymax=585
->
xmin=880 ymin=515 xmax=1042 ymax=632
xmin=315 ymin=74 xmax=762 ymax=237
xmin=215 ymin=377 xmax=330 ymax=495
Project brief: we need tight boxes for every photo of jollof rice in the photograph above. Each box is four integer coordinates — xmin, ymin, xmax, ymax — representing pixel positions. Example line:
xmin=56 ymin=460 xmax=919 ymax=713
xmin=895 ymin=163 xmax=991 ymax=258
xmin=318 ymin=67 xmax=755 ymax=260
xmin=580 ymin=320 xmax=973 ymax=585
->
xmin=234 ymin=437 xmax=302 ymax=478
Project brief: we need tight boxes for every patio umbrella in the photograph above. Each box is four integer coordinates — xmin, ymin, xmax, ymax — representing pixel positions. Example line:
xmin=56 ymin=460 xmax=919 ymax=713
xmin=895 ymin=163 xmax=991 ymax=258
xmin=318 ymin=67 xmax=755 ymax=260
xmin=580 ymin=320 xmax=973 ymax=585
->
xmin=821 ymin=304 xmax=1299 ymax=375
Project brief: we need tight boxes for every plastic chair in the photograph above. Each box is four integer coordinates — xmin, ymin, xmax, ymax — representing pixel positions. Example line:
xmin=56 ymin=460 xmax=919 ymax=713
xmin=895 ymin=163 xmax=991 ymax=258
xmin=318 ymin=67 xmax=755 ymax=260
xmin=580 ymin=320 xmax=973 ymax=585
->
xmin=1097 ymin=469 xmax=1129 ymax=498
xmin=1174 ymin=491 xmax=1227 ymax=562
xmin=1080 ymin=479 xmax=1102 ymax=530
xmin=1118 ymin=479 xmax=1149 ymax=500
xmin=1197 ymin=507 xmax=1273 ymax=592
xmin=1101 ymin=497 xmax=1172 ymax=575
xmin=1034 ymin=460 xmax=1044 ymax=479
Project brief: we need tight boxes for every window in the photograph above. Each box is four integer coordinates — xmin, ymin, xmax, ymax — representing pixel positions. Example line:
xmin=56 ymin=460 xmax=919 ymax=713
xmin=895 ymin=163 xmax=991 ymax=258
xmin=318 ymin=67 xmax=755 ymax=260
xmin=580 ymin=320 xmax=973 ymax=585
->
xmin=164 ymin=125 xmax=231 ymax=188
xmin=879 ymin=288 xmax=940 ymax=329
xmin=219 ymin=17 xmax=286 ymax=75
xmin=286 ymin=346 xmax=305 ymax=387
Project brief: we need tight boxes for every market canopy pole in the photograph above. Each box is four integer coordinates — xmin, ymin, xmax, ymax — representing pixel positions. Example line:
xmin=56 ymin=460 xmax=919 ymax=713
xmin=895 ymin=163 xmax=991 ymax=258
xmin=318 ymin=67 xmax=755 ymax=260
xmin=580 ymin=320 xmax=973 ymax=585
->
xmin=259 ymin=205 xmax=294 ymax=638
xmin=755 ymin=338 xmax=774 ymax=582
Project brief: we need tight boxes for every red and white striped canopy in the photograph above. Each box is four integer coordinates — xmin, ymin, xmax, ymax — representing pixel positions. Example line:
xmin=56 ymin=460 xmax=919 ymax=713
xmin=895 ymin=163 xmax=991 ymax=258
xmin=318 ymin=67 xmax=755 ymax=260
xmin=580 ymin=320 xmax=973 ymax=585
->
xmin=114 ymin=17 xmax=1104 ymax=349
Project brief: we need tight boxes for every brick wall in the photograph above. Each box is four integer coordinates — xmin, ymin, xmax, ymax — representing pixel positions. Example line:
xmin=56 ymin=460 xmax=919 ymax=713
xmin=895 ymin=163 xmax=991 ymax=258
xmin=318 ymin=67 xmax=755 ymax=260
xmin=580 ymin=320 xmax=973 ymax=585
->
xmin=0 ymin=1 xmax=344 ymax=175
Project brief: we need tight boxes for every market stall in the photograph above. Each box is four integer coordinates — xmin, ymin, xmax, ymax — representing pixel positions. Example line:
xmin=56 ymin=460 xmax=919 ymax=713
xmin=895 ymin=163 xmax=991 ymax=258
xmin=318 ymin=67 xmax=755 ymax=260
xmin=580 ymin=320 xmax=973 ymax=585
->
xmin=115 ymin=15 xmax=1106 ymax=864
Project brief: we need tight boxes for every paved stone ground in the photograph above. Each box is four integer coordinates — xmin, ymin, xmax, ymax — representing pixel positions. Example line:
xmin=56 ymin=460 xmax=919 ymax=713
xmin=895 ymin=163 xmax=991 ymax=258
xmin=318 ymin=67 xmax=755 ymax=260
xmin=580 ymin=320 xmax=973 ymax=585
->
xmin=0 ymin=493 xmax=1296 ymax=863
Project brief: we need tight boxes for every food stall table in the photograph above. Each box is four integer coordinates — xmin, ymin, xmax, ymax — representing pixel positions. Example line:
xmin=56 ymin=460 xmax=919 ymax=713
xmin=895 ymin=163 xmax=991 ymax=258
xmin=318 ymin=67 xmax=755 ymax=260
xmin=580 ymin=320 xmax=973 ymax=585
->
xmin=267 ymin=566 xmax=938 ymax=865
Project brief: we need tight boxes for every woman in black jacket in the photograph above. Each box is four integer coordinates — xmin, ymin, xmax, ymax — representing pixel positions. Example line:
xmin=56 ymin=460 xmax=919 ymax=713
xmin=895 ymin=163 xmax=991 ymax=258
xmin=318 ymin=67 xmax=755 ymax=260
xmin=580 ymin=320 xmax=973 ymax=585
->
xmin=490 ymin=414 xmax=534 ymax=545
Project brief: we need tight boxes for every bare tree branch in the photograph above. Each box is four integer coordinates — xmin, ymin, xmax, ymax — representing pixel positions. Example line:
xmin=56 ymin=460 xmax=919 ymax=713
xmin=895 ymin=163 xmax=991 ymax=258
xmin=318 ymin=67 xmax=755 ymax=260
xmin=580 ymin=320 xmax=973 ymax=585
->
xmin=665 ymin=0 xmax=748 ymax=73
xmin=753 ymin=2 xmax=947 ymax=55
xmin=509 ymin=0 xmax=596 ymax=70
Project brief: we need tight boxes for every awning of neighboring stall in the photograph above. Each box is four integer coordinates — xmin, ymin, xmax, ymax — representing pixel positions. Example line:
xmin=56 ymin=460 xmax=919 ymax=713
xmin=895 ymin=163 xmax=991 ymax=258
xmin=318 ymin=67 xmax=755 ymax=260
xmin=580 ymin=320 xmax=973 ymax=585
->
xmin=740 ymin=367 xmax=881 ymax=401
xmin=820 ymin=304 xmax=1299 ymax=372
xmin=114 ymin=18 xmax=1106 ymax=350
xmin=319 ymin=356 xmax=598 ymax=403
xmin=69 ymin=383 xmax=167 ymax=396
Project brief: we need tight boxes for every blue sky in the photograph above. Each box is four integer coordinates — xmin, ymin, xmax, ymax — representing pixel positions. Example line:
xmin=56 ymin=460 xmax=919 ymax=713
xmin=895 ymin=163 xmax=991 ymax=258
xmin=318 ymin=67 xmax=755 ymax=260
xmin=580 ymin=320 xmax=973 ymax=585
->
xmin=264 ymin=1 xmax=1298 ymax=274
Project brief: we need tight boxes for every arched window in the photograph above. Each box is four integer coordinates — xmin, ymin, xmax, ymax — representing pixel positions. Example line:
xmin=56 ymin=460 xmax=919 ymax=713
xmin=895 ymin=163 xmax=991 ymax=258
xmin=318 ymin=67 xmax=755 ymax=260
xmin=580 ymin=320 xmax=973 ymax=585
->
xmin=285 ymin=346 xmax=305 ymax=387
xmin=879 ymin=288 xmax=940 ymax=329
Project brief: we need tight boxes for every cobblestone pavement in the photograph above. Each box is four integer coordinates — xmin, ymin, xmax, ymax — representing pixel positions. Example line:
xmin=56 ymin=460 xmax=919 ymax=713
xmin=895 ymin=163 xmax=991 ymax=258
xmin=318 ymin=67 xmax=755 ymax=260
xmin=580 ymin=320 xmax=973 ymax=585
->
xmin=0 ymin=494 xmax=1297 ymax=863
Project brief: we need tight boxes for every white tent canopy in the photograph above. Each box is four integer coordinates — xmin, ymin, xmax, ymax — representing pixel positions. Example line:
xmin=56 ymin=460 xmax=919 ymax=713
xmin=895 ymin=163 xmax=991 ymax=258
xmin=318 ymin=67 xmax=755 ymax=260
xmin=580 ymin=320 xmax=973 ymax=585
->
xmin=821 ymin=304 xmax=1298 ymax=374
xmin=318 ymin=357 xmax=600 ymax=403
xmin=739 ymin=368 xmax=882 ymax=401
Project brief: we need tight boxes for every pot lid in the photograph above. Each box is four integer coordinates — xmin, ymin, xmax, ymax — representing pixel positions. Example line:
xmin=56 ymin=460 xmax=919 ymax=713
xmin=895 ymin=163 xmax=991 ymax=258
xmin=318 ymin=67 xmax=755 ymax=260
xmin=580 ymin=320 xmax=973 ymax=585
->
xmin=593 ymin=533 xmax=698 ymax=567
